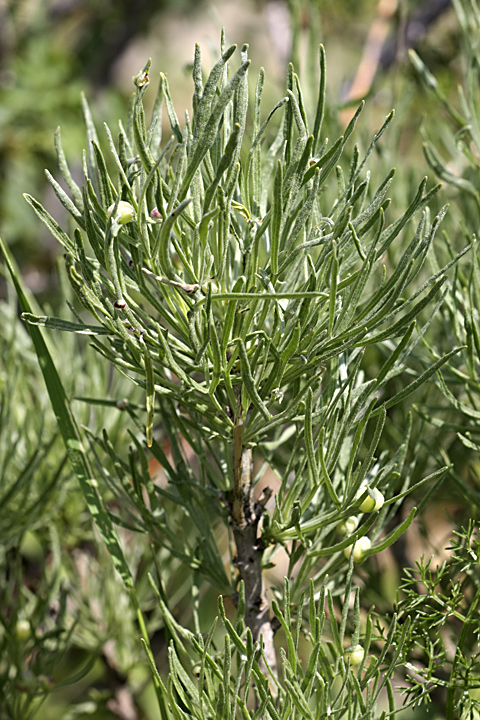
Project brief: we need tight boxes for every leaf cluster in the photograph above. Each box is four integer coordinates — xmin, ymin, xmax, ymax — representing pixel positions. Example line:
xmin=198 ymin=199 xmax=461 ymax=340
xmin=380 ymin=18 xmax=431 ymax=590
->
xmin=22 ymin=39 xmax=465 ymax=577
xmin=4 ymin=23 xmax=477 ymax=720
xmin=151 ymin=575 xmax=408 ymax=720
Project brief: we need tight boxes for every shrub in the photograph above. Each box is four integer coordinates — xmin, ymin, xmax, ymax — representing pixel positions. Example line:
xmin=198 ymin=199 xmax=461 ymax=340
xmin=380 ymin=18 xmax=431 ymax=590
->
xmin=2 ymin=20 xmax=477 ymax=718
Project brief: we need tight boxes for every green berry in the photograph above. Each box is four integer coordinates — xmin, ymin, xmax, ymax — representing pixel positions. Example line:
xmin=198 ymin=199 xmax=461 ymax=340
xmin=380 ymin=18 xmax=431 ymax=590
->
xmin=15 ymin=619 xmax=31 ymax=642
xmin=356 ymin=483 xmax=384 ymax=512
xmin=108 ymin=200 xmax=135 ymax=225
xmin=344 ymin=644 xmax=364 ymax=666
xmin=344 ymin=536 xmax=371 ymax=562
xmin=337 ymin=515 xmax=360 ymax=536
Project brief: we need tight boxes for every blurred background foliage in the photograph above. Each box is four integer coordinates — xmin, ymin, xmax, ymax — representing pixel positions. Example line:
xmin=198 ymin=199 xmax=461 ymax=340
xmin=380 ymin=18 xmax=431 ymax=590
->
xmin=0 ymin=0 xmax=460 ymax=293
xmin=2 ymin=0 xmax=480 ymax=718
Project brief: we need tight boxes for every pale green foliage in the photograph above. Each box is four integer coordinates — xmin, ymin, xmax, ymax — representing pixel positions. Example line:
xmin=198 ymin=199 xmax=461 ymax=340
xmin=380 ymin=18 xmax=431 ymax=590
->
xmin=154 ymin=576 xmax=404 ymax=719
xmin=6 ymin=21 xmax=476 ymax=719
xmin=410 ymin=0 xmax=480 ymax=461
xmin=0 ymin=264 xmax=154 ymax=718
xmin=24 ymin=40 xmax=458 ymax=578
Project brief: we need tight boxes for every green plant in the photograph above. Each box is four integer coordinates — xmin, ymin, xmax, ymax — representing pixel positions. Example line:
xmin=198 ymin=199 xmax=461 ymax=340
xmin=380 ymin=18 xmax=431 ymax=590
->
xmin=0 ymin=261 xmax=169 ymax=718
xmin=352 ymin=2 xmax=480 ymax=716
xmin=2 ymin=29 xmax=472 ymax=718
xmin=394 ymin=521 xmax=480 ymax=718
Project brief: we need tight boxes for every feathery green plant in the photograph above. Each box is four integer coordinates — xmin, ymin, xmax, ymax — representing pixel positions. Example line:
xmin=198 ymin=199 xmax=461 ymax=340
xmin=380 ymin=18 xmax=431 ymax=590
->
xmin=2 ymin=31 xmax=472 ymax=718
xmin=393 ymin=521 xmax=480 ymax=719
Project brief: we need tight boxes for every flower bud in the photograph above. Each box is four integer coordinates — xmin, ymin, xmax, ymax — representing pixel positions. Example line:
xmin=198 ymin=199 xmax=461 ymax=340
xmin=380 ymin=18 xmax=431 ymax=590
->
xmin=344 ymin=536 xmax=371 ymax=562
xmin=108 ymin=201 xmax=135 ymax=225
xmin=355 ymin=482 xmax=384 ymax=512
xmin=15 ymin=619 xmax=31 ymax=642
xmin=337 ymin=515 xmax=359 ymax=536
xmin=344 ymin=644 xmax=364 ymax=666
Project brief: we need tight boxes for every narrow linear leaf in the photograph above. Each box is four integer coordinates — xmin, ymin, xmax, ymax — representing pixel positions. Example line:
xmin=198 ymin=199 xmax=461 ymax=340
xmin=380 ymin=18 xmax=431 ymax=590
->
xmin=141 ymin=337 xmax=155 ymax=448
xmin=22 ymin=313 xmax=111 ymax=335
xmin=23 ymin=194 xmax=74 ymax=251
xmin=237 ymin=339 xmax=271 ymax=420
xmin=372 ymin=345 xmax=465 ymax=416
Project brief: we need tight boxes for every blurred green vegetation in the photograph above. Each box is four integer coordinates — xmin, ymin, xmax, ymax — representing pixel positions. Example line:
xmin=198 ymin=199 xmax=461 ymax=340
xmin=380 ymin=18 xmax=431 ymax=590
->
xmin=4 ymin=0 xmax=480 ymax=718
xmin=0 ymin=0 xmax=460 ymax=281
xmin=0 ymin=0 xmax=193 ymax=285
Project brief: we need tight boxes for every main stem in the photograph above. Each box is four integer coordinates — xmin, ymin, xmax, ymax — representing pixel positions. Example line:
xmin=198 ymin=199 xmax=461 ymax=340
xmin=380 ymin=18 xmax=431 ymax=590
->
xmin=232 ymin=417 xmax=276 ymax=673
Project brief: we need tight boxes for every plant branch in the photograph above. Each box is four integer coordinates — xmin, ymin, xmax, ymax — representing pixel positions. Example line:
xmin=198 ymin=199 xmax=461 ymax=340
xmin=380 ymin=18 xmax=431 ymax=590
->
xmin=232 ymin=416 xmax=276 ymax=674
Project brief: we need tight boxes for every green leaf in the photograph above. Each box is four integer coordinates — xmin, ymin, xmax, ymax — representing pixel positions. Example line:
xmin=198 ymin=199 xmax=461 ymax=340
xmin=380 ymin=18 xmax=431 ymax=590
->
xmin=23 ymin=194 xmax=74 ymax=251
xmin=371 ymin=345 xmax=465 ymax=416
xmin=22 ymin=313 xmax=111 ymax=335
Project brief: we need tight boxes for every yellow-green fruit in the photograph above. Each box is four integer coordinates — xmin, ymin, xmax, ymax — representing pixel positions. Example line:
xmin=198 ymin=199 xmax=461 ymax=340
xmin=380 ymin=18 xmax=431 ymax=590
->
xmin=344 ymin=536 xmax=371 ymax=562
xmin=344 ymin=644 xmax=364 ymax=666
xmin=15 ymin=619 xmax=31 ymax=642
xmin=337 ymin=515 xmax=359 ymax=536
xmin=356 ymin=484 xmax=384 ymax=512
xmin=108 ymin=201 xmax=135 ymax=225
